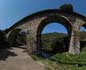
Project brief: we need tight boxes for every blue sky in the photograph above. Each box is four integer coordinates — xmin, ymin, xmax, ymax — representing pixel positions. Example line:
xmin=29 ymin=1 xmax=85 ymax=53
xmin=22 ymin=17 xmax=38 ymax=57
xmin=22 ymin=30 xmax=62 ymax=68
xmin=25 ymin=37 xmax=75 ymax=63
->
xmin=0 ymin=0 xmax=86 ymax=33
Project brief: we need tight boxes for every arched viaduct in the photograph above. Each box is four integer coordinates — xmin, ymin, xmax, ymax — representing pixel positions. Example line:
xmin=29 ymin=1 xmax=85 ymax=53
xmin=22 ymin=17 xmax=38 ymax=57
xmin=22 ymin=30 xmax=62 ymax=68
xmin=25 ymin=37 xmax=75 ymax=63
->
xmin=6 ymin=4 xmax=86 ymax=54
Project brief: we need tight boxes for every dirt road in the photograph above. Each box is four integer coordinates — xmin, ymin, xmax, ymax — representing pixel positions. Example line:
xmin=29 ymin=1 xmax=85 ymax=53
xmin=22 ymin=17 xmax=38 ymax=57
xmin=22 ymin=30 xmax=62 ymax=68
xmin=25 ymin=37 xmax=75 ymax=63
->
xmin=0 ymin=47 xmax=44 ymax=70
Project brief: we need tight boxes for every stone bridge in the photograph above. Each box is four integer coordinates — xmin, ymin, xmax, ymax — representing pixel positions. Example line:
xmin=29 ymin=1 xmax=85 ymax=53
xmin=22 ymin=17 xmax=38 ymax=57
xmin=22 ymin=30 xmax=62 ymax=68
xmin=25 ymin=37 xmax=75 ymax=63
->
xmin=6 ymin=4 xmax=86 ymax=54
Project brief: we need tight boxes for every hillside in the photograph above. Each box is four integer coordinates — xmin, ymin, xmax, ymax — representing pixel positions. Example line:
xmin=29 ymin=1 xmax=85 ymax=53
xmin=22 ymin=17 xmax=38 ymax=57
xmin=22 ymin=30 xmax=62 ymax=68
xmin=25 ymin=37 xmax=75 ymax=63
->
xmin=41 ymin=32 xmax=67 ymax=42
xmin=80 ymin=31 xmax=86 ymax=41
xmin=42 ymin=31 xmax=86 ymax=41
xmin=41 ymin=32 xmax=86 ymax=52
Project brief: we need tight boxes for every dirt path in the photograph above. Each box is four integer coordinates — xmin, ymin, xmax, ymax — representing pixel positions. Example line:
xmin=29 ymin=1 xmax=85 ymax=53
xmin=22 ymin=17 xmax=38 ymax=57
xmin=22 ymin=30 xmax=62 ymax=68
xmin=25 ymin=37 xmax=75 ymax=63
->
xmin=0 ymin=47 xmax=44 ymax=70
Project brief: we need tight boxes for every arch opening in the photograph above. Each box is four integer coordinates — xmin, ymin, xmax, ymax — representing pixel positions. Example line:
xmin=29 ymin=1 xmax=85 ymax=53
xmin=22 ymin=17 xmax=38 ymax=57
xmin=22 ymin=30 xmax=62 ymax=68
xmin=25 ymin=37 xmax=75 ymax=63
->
xmin=80 ymin=26 xmax=86 ymax=52
xmin=8 ymin=29 xmax=27 ymax=48
xmin=36 ymin=16 xmax=72 ymax=57
xmin=42 ymin=23 xmax=68 ymax=34
xmin=41 ymin=23 xmax=69 ymax=57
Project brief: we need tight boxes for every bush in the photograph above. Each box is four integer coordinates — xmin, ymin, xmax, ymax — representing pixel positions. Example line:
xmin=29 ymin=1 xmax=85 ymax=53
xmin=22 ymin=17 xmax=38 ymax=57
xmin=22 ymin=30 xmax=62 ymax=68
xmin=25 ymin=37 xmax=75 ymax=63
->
xmin=8 ymin=29 xmax=26 ymax=47
xmin=0 ymin=30 xmax=10 ymax=49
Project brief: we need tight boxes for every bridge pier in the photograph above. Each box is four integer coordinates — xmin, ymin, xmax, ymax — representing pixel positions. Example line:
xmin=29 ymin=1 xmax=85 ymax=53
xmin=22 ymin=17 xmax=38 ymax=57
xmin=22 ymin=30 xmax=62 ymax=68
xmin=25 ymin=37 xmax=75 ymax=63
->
xmin=26 ymin=31 xmax=38 ymax=54
xmin=69 ymin=30 xmax=80 ymax=54
xmin=69 ymin=23 xmax=80 ymax=54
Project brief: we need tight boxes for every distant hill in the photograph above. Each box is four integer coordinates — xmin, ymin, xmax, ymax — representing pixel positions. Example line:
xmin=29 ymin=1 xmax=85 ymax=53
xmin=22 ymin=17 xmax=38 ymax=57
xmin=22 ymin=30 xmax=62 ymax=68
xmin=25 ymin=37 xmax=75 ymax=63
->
xmin=80 ymin=31 xmax=86 ymax=41
xmin=41 ymin=32 xmax=67 ymax=42
xmin=41 ymin=31 xmax=86 ymax=41
xmin=41 ymin=32 xmax=86 ymax=52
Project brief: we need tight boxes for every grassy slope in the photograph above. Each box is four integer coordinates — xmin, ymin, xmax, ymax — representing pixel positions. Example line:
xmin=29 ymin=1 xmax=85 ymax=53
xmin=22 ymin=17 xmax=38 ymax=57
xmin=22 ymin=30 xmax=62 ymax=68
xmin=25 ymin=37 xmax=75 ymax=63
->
xmin=34 ymin=32 xmax=86 ymax=70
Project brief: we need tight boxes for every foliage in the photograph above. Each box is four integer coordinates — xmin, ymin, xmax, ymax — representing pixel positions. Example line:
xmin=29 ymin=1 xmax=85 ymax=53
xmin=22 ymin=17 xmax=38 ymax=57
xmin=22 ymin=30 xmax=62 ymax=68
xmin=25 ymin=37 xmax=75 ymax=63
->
xmin=31 ymin=54 xmax=39 ymax=61
xmin=31 ymin=32 xmax=86 ymax=70
xmin=80 ymin=31 xmax=86 ymax=41
xmin=8 ymin=29 xmax=26 ymax=47
xmin=0 ymin=30 xmax=6 ymax=40
xmin=31 ymin=52 xmax=86 ymax=70
xmin=41 ymin=32 xmax=86 ymax=53
xmin=45 ymin=52 xmax=86 ymax=70
xmin=31 ymin=54 xmax=43 ymax=61
xmin=0 ymin=30 xmax=10 ymax=49
xmin=59 ymin=4 xmax=73 ymax=13
xmin=41 ymin=32 xmax=69 ymax=53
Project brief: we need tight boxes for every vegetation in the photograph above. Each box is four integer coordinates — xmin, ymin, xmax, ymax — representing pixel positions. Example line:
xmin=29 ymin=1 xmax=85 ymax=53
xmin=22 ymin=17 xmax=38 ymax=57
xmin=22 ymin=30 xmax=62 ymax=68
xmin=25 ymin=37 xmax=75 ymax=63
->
xmin=31 ymin=52 xmax=86 ymax=70
xmin=80 ymin=31 xmax=86 ymax=41
xmin=0 ymin=30 xmax=10 ymax=49
xmin=41 ymin=32 xmax=69 ymax=53
xmin=8 ymin=29 xmax=26 ymax=47
xmin=59 ymin=4 xmax=73 ymax=13
xmin=50 ymin=52 xmax=86 ymax=64
xmin=0 ymin=28 xmax=86 ymax=70
xmin=32 ymin=31 xmax=86 ymax=70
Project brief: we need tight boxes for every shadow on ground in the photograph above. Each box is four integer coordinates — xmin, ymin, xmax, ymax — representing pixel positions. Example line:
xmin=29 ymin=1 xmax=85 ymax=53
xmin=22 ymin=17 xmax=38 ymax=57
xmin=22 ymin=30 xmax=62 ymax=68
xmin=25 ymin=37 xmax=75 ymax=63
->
xmin=0 ymin=41 xmax=17 ymax=61
xmin=0 ymin=48 xmax=17 ymax=61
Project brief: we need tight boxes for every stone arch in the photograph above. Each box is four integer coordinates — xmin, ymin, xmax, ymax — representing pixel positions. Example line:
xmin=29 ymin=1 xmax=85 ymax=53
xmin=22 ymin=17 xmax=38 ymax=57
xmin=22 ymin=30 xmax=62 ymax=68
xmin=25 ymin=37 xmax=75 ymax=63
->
xmin=81 ymin=23 xmax=86 ymax=29
xmin=6 ymin=4 xmax=86 ymax=54
xmin=28 ymin=15 xmax=72 ymax=54
xmin=37 ymin=15 xmax=72 ymax=36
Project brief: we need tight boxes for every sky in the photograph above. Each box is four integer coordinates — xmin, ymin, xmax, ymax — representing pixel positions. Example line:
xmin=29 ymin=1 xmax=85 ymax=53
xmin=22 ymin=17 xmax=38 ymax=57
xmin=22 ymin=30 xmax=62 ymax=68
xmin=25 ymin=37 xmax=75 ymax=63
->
xmin=0 ymin=0 xmax=86 ymax=33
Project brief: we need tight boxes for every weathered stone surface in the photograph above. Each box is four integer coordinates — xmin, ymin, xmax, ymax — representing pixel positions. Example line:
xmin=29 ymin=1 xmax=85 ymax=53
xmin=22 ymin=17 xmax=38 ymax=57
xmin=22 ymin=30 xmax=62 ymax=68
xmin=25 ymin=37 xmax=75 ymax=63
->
xmin=6 ymin=4 xmax=86 ymax=54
